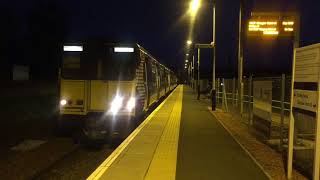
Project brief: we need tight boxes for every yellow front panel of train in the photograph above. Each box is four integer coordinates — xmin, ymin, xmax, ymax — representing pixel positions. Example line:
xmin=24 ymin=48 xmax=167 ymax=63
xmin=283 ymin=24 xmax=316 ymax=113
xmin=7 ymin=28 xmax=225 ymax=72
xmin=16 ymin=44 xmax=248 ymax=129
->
xmin=89 ymin=81 xmax=108 ymax=111
xmin=60 ymin=79 xmax=86 ymax=115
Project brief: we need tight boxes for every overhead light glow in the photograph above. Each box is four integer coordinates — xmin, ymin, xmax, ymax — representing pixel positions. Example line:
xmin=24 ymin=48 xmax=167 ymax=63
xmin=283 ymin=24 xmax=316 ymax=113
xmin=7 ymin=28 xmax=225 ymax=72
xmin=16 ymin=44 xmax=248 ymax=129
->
xmin=186 ymin=60 xmax=189 ymax=62
xmin=63 ymin=46 xmax=83 ymax=52
xmin=187 ymin=40 xmax=192 ymax=45
xmin=114 ymin=47 xmax=134 ymax=53
xmin=189 ymin=0 xmax=201 ymax=17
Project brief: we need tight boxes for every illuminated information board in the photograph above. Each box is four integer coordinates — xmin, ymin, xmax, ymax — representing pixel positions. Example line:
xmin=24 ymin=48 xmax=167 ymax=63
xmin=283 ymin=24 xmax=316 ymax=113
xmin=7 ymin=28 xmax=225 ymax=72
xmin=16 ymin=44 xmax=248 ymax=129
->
xmin=247 ymin=12 xmax=296 ymax=37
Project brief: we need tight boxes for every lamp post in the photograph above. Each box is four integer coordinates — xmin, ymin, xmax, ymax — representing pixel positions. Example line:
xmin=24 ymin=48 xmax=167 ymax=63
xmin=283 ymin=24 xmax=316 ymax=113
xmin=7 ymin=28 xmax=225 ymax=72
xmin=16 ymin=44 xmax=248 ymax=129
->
xmin=198 ymin=48 xmax=201 ymax=100
xmin=238 ymin=1 xmax=244 ymax=115
xmin=188 ymin=0 xmax=217 ymax=106
xmin=212 ymin=0 xmax=216 ymax=111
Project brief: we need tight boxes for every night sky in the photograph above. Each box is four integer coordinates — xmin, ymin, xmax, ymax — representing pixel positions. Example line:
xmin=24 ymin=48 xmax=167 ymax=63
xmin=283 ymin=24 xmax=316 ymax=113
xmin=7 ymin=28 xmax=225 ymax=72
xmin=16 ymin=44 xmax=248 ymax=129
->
xmin=1 ymin=0 xmax=320 ymax=79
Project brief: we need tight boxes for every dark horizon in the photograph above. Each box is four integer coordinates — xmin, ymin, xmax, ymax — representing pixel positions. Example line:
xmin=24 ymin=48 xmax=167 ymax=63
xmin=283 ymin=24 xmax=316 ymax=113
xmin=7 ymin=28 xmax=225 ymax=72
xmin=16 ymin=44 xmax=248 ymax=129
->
xmin=1 ymin=0 xmax=320 ymax=80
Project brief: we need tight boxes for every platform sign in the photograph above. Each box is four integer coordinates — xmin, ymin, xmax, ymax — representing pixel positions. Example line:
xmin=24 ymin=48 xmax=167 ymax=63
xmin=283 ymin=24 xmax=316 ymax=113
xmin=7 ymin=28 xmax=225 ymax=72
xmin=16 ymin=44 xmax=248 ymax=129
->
xmin=293 ymin=90 xmax=317 ymax=112
xmin=294 ymin=46 xmax=320 ymax=82
xmin=289 ymin=43 xmax=320 ymax=179
xmin=248 ymin=12 xmax=295 ymax=37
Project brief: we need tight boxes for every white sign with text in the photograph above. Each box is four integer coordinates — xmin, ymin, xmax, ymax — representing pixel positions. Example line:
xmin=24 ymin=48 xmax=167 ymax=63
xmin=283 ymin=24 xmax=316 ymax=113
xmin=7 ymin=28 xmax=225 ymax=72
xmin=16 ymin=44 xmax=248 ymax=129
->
xmin=293 ymin=89 xmax=318 ymax=112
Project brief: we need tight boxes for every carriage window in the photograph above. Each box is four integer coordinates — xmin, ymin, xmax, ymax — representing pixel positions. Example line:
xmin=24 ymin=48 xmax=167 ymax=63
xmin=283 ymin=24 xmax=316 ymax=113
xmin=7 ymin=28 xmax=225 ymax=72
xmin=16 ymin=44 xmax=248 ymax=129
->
xmin=104 ymin=48 xmax=137 ymax=80
xmin=61 ymin=52 xmax=82 ymax=79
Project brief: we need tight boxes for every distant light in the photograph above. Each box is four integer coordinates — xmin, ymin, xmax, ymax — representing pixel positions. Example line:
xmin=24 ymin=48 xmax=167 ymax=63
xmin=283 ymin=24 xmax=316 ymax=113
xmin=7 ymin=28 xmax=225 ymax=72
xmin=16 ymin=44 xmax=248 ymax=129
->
xmin=185 ymin=60 xmax=189 ymax=62
xmin=114 ymin=47 xmax=134 ymax=53
xmin=263 ymin=31 xmax=279 ymax=35
xmin=186 ymin=53 xmax=189 ymax=56
xmin=187 ymin=40 xmax=192 ymax=45
xmin=63 ymin=46 xmax=83 ymax=52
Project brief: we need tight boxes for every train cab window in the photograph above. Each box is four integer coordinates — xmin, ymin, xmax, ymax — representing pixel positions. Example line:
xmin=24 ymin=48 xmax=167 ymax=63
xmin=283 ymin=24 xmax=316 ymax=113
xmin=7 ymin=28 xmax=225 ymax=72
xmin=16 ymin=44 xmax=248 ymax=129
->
xmin=104 ymin=47 xmax=137 ymax=80
xmin=62 ymin=52 xmax=82 ymax=79
xmin=62 ymin=45 xmax=138 ymax=80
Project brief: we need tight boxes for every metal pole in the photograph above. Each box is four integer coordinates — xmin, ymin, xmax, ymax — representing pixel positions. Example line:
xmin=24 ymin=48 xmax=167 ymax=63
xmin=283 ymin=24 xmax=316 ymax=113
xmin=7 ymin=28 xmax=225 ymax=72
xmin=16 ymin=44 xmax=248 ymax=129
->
xmin=211 ymin=1 xmax=216 ymax=111
xmin=222 ymin=79 xmax=225 ymax=109
xmin=192 ymin=55 xmax=195 ymax=90
xmin=238 ymin=1 xmax=244 ymax=115
xmin=279 ymin=74 xmax=285 ymax=152
xmin=232 ymin=77 xmax=236 ymax=107
xmin=248 ymin=75 xmax=253 ymax=125
xmin=197 ymin=48 xmax=201 ymax=100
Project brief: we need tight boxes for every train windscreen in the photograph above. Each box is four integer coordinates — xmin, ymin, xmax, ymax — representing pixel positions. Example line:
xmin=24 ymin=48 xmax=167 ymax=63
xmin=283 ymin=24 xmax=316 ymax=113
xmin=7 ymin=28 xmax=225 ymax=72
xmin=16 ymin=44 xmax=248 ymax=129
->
xmin=62 ymin=45 xmax=137 ymax=80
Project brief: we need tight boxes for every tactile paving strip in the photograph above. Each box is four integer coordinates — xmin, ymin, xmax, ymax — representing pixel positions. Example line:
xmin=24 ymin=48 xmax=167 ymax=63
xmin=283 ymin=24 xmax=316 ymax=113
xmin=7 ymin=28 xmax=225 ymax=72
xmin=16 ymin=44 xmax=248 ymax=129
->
xmin=144 ymin=86 xmax=183 ymax=180
xmin=87 ymin=86 xmax=183 ymax=180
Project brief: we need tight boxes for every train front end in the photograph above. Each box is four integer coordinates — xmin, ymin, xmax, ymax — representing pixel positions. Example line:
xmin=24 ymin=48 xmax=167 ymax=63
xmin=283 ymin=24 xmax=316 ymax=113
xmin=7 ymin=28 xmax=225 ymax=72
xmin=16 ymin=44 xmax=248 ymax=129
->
xmin=59 ymin=43 xmax=140 ymax=142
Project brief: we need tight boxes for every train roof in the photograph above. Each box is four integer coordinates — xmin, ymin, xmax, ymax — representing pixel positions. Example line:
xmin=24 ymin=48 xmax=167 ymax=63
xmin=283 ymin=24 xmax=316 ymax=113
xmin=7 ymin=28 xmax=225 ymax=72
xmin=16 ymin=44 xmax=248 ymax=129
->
xmin=63 ymin=41 xmax=175 ymax=74
xmin=136 ymin=44 xmax=174 ymax=74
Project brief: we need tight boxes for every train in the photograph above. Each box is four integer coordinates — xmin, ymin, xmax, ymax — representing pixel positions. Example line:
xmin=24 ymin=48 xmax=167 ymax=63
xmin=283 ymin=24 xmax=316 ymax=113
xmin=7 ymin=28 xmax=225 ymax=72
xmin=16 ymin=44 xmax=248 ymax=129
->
xmin=58 ymin=40 xmax=178 ymax=143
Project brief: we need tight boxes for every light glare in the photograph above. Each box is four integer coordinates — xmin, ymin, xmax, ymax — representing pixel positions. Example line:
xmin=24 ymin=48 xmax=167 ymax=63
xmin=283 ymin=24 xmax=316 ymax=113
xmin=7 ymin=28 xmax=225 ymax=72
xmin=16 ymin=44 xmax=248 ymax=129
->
xmin=189 ymin=0 xmax=201 ymax=16
xmin=63 ymin=46 xmax=83 ymax=52
xmin=126 ymin=97 xmax=136 ymax=112
xmin=114 ymin=47 xmax=134 ymax=53
xmin=110 ymin=95 xmax=123 ymax=115
xmin=60 ymin=99 xmax=67 ymax=106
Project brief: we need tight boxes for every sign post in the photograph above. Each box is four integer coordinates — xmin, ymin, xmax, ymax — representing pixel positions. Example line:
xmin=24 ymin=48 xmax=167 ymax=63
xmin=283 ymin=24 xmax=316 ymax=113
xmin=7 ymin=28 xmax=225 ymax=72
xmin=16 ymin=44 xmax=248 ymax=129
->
xmin=288 ymin=43 xmax=320 ymax=180
xmin=194 ymin=43 xmax=213 ymax=100
xmin=246 ymin=12 xmax=299 ymax=179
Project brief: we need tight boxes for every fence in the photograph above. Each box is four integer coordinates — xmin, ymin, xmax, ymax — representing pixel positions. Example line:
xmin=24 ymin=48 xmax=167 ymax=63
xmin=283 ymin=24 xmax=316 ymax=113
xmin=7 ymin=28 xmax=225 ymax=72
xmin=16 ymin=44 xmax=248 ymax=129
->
xmin=209 ymin=75 xmax=315 ymax=178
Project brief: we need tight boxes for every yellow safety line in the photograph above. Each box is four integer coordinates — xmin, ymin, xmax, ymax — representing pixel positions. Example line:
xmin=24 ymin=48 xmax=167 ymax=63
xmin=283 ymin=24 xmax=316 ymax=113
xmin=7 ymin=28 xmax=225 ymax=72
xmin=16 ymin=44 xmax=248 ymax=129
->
xmin=145 ymin=86 xmax=183 ymax=180
xmin=87 ymin=86 xmax=180 ymax=180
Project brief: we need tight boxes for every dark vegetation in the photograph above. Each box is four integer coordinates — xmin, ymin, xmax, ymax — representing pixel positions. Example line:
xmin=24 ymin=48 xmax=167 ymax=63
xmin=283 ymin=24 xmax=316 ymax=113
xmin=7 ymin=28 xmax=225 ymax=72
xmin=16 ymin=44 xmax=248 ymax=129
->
xmin=0 ymin=81 xmax=58 ymax=152
xmin=0 ymin=0 xmax=68 ymax=80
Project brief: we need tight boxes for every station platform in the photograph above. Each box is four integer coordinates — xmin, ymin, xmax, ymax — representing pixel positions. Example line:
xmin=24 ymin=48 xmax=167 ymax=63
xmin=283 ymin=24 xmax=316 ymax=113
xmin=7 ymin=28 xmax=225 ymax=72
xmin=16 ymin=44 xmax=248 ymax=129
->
xmin=88 ymin=85 xmax=269 ymax=180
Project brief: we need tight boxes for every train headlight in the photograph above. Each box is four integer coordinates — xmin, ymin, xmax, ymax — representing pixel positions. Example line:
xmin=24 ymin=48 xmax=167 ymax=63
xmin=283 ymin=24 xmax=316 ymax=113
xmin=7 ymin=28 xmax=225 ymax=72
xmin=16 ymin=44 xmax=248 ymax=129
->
xmin=126 ymin=97 xmax=136 ymax=112
xmin=110 ymin=95 xmax=123 ymax=115
xmin=60 ymin=99 xmax=67 ymax=106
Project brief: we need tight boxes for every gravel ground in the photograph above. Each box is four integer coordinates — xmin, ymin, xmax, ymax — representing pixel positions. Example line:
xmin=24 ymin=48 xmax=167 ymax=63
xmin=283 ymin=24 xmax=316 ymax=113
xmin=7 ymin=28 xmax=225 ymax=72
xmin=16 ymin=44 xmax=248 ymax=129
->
xmin=35 ymin=145 xmax=113 ymax=180
xmin=0 ymin=138 xmax=78 ymax=180
xmin=211 ymin=109 xmax=307 ymax=180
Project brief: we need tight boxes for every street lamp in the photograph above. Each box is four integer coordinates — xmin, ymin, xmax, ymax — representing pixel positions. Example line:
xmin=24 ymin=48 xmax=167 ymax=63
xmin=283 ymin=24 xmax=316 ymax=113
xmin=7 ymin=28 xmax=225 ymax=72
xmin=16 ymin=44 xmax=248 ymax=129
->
xmin=189 ymin=0 xmax=201 ymax=17
xmin=187 ymin=0 xmax=216 ymax=109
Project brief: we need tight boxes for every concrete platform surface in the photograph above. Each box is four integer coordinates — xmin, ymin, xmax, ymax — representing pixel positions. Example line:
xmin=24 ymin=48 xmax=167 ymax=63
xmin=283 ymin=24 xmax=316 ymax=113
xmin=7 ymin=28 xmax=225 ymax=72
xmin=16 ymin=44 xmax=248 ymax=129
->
xmin=88 ymin=85 xmax=268 ymax=180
